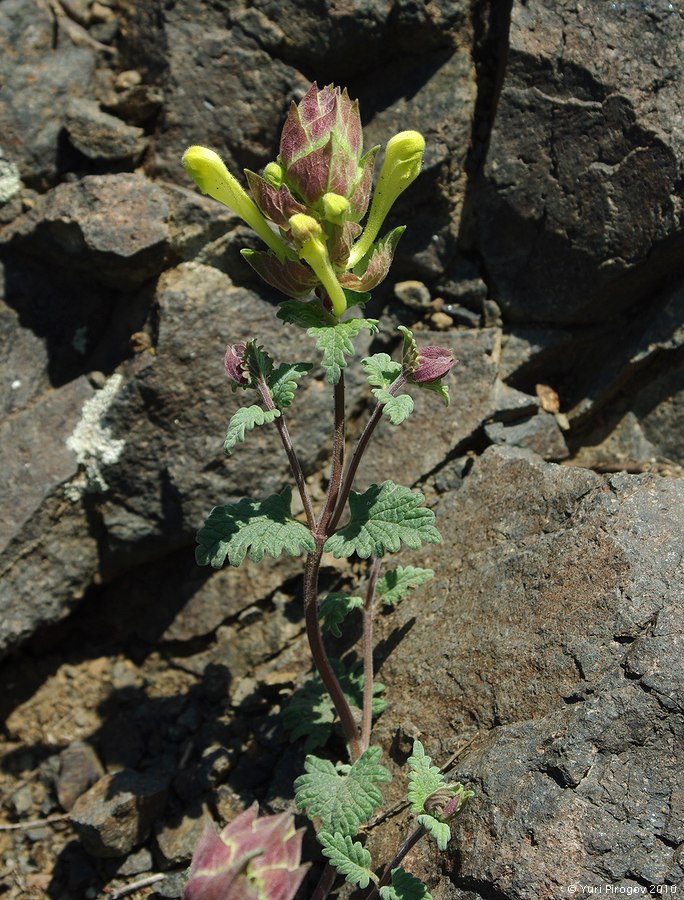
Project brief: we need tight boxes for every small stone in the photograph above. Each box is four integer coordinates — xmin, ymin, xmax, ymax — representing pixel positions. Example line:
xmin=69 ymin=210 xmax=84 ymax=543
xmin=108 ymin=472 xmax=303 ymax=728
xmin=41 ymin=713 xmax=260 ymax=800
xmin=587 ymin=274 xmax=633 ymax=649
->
xmin=482 ymin=298 xmax=503 ymax=328
xmin=115 ymin=70 xmax=142 ymax=91
xmin=11 ymin=785 xmax=33 ymax=816
xmin=394 ymin=279 xmax=432 ymax=310
xmin=56 ymin=741 xmax=105 ymax=812
xmin=428 ymin=311 xmax=454 ymax=330
xmin=155 ymin=807 xmax=209 ymax=867
xmin=70 ymin=770 xmax=168 ymax=858
xmin=65 ymin=98 xmax=147 ymax=163
xmin=441 ymin=303 xmax=481 ymax=328
xmin=115 ymin=846 xmax=153 ymax=876
xmin=485 ymin=412 xmax=569 ymax=461
xmin=536 ymin=383 xmax=561 ymax=413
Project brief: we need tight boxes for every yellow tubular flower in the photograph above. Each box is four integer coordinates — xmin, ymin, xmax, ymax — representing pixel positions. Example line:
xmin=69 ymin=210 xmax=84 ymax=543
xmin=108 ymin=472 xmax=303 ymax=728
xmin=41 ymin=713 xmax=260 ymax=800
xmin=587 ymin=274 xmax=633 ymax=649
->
xmin=289 ymin=214 xmax=348 ymax=318
xmin=347 ymin=130 xmax=425 ymax=268
xmin=182 ymin=146 xmax=291 ymax=262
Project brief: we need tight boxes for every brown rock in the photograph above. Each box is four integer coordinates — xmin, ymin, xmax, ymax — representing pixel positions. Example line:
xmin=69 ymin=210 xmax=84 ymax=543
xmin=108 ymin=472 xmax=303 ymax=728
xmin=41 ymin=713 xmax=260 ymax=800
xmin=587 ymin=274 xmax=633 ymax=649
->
xmin=56 ymin=742 xmax=105 ymax=812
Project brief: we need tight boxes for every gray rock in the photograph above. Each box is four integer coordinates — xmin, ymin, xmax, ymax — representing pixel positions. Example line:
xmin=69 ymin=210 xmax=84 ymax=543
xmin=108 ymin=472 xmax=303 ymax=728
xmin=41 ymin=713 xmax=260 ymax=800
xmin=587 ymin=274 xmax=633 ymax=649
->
xmin=0 ymin=0 xmax=96 ymax=186
xmin=70 ymin=770 xmax=168 ymax=858
xmin=489 ymin=379 xmax=540 ymax=422
xmin=64 ymin=98 xmax=148 ymax=163
xmin=56 ymin=742 xmax=105 ymax=812
xmin=485 ymin=411 xmax=569 ymax=461
xmin=499 ymin=326 xmax=576 ymax=382
xmin=2 ymin=174 xmax=170 ymax=290
xmin=393 ymin=280 xmax=432 ymax=311
xmin=369 ymin=445 xmax=684 ymax=891
xmin=476 ymin=0 xmax=684 ymax=324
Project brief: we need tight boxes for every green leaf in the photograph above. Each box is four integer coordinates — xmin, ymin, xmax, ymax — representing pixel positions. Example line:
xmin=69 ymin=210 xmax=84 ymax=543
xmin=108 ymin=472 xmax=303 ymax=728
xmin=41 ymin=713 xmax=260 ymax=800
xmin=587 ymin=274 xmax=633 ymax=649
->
xmin=319 ymin=592 xmax=364 ymax=637
xmin=268 ymin=362 xmax=313 ymax=409
xmin=362 ymin=353 xmax=402 ymax=390
xmin=324 ymin=482 xmax=441 ymax=559
xmin=308 ymin=318 xmax=379 ymax=384
xmin=244 ymin=340 xmax=274 ymax=384
xmin=277 ymin=298 xmax=330 ymax=329
xmin=377 ymin=566 xmax=435 ymax=607
xmin=417 ymin=814 xmax=451 ymax=851
xmin=398 ymin=325 xmax=420 ymax=373
xmin=281 ymin=675 xmax=336 ymax=751
xmin=318 ymin=832 xmax=376 ymax=888
xmin=196 ymin=487 xmax=315 ymax=568
xmin=380 ymin=868 xmax=433 ymax=900
xmin=223 ymin=405 xmax=280 ymax=456
xmin=282 ymin=661 xmax=385 ymax=751
xmin=343 ymin=288 xmax=372 ymax=309
xmin=407 ymin=740 xmax=445 ymax=813
xmin=417 ymin=378 xmax=450 ymax=405
xmin=294 ymin=746 xmax=392 ymax=836
xmin=374 ymin=389 xmax=414 ymax=425
xmin=408 ymin=740 xmax=473 ymax=851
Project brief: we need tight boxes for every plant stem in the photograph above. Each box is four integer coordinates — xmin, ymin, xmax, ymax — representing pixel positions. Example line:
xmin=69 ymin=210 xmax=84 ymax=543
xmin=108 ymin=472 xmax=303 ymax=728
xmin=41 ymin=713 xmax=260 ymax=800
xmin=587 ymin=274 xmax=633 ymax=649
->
xmin=365 ymin=825 xmax=427 ymax=899
xmin=328 ymin=373 xmax=407 ymax=534
xmin=310 ymin=863 xmax=336 ymax=900
xmin=360 ymin=557 xmax=382 ymax=753
xmin=301 ymin=374 xmax=362 ymax=760
xmin=255 ymin=380 xmax=316 ymax=531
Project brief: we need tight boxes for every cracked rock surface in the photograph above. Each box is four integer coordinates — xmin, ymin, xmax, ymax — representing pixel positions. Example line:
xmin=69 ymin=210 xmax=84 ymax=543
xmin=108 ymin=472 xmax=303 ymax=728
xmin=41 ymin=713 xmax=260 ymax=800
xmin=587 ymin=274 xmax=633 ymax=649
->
xmin=0 ymin=0 xmax=682 ymax=898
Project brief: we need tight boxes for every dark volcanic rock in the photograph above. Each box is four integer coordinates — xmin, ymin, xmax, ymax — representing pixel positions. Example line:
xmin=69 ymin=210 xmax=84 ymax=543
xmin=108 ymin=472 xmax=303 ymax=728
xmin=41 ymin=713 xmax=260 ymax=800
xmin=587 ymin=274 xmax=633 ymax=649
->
xmin=476 ymin=0 xmax=684 ymax=324
xmin=370 ymin=446 xmax=684 ymax=891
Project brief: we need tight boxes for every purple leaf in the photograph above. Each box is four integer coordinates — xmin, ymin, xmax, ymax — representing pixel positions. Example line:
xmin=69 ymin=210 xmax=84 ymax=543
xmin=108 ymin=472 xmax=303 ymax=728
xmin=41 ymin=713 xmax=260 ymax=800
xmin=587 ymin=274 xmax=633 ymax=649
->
xmin=245 ymin=171 xmax=307 ymax=228
xmin=241 ymin=249 xmax=318 ymax=299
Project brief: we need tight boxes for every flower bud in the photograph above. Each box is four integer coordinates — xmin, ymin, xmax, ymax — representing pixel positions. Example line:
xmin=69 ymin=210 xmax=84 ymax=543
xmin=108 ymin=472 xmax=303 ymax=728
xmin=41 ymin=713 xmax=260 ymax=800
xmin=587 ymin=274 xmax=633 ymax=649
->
xmin=185 ymin=805 xmax=308 ymax=900
xmin=224 ymin=342 xmax=250 ymax=387
xmin=263 ymin=161 xmax=284 ymax=188
xmin=322 ymin=192 xmax=351 ymax=225
xmin=423 ymin=784 xmax=471 ymax=822
xmin=182 ymin=146 xmax=290 ymax=262
xmin=410 ymin=346 xmax=455 ymax=384
xmin=288 ymin=214 xmax=347 ymax=317
xmin=348 ymin=130 xmax=425 ymax=268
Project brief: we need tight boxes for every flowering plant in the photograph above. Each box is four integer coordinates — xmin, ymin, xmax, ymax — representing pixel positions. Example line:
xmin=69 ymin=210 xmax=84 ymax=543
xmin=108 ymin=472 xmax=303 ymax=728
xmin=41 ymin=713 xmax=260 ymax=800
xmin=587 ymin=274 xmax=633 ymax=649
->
xmin=182 ymin=83 xmax=472 ymax=900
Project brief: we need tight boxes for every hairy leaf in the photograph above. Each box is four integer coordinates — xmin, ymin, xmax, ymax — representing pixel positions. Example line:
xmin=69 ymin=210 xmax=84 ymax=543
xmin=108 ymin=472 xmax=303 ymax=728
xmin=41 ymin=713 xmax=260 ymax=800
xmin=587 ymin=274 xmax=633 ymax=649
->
xmin=319 ymin=592 xmax=363 ymax=637
xmin=244 ymin=340 xmax=274 ymax=385
xmin=277 ymin=298 xmax=331 ymax=329
xmin=294 ymin=747 xmax=391 ymax=836
xmin=324 ymin=482 xmax=441 ymax=559
xmin=417 ymin=814 xmax=452 ymax=851
xmin=407 ymin=740 xmax=445 ymax=813
xmin=373 ymin=389 xmax=414 ymax=425
xmin=268 ymin=362 xmax=313 ymax=409
xmin=282 ymin=661 xmax=385 ymax=750
xmin=361 ymin=353 xmax=402 ymax=390
xmin=196 ymin=487 xmax=315 ymax=568
xmin=308 ymin=318 xmax=379 ymax=384
xmin=318 ymin=832 xmax=375 ymax=889
xmin=223 ymin=406 xmax=280 ymax=456
xmin=377 ymin=566 xmax=435 ymax=607
xmin=380 ymin=868 xmax=433 ymax=900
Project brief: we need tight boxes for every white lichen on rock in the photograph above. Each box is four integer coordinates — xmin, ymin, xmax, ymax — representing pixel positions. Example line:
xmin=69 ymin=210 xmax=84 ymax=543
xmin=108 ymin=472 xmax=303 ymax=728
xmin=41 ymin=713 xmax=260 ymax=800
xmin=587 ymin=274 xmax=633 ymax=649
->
xmin=66 ymin=373 xmax=126 ymax=499
xmin=0 ymin=148 xmax=21 ymax=204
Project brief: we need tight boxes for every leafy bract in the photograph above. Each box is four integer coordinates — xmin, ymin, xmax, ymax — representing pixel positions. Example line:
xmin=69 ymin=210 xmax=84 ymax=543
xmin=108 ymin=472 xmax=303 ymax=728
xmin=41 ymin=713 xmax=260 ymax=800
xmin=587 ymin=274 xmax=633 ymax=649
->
xmin=224 ymin=406 xmax=280 ymax=456
xmin=319 ymin=592 xmax=363 ymax=637
xmin=380 ymin=868 xmax=433 ymax=900
xmin=308 ymin=318 xmax=379 ymax=384
xmin=268 ymin=362 xmax=313 ymax=409
xmin=398 ymin=325 xmax=450 ymax=405
xmin=417 ymin=814 xmax=451 ymax=851
xmin=294 ymin=747 xmax=391 ymax=836
xmin=324 ymin=482 xmax=441 ymax=559
xmin=362 ymin=353 xmax=402 ymax=389
xmin=318 ymin=833 xmax=375 ymax=889
xmin=377 ymin=566 xmax=435 ymax=607
xmin=407 ymin=740 xmax=444 ymax=813
xmin=277 ymin=298 xmax=330 ymax=329
xmin=196 ymin=487 xmax=315 ymax=568
xmin=244 ymin=340 xmax=274 ymax=385
xmin=282 ymin=661 xmax=385 ymax=751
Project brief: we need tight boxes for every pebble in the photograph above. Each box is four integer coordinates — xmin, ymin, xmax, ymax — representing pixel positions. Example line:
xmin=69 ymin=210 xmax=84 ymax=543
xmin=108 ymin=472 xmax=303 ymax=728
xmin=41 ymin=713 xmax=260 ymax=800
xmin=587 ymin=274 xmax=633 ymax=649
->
xmin=394 ymin=279 xmax=432 ymax=310
xmin=428 ymin=311 xmax=454 ymax=330
xmin=56 ymin=741 xmax=105 ymax=811
xmin=155 ymin=806 xmax=209 ymax=866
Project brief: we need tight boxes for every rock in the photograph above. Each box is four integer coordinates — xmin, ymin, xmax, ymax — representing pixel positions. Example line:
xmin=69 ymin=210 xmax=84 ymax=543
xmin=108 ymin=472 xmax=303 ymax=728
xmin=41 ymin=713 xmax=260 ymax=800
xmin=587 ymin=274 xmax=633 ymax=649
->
xmin=356 ymin=328 xmax=501 ymax=489
xmin=439 ymin=304 xmax=481 ymax=328
xmin=56 ymin=742 xmax=105 ymax=812
xmin=154 ymin=807 xmax=208 ymax=867
xmin=0 ymin=148 xmax=21 ymax=205
xmin=1 ymin=174 xmax=170 ymax=290
xmin=498 ymin=326 xmax=577 ymax=382
xmin=70 ymin=770 xmax=168 ymax=858
xmin=569 ymin=411 xmax=659 ymax=474
xmin=393 ymin=280 xmax=432 ymax=311
xmin=476 ymin=1 xmax=684 ymax=324
xmin=370 ymin=445 xmax=684 ymax=891
xmin=489 ymin=379 xmax=539 ymax=422
xmin=115 ymin=846 xmax=153 ymax=876
xmin=485 ymin=411 xmax=569 ymax=461
xmin=64 ymin=98 xmax=148 ymax=163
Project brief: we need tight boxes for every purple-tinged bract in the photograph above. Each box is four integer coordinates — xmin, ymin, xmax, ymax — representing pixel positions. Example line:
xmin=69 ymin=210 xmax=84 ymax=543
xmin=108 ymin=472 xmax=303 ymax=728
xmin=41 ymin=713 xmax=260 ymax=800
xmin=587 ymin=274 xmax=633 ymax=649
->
xmin=410 ymin=346 xmax=456 ymax=384
xmin=224 ymin=343 xmax=250 ymax=386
